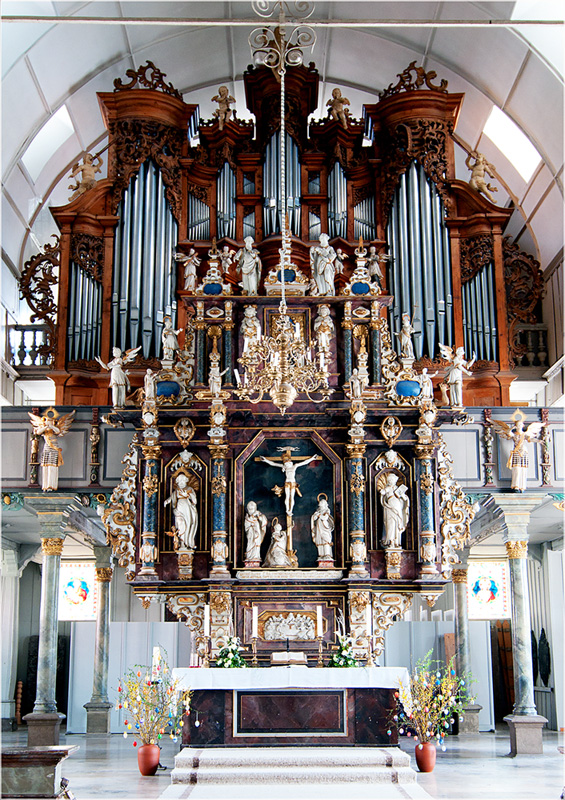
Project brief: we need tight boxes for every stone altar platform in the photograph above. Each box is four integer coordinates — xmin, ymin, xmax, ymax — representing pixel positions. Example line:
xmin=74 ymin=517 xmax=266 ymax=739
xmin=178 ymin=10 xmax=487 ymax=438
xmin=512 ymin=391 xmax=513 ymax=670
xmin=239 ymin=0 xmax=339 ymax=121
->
xmin=173 ymin=667 xmax=409 ymax=747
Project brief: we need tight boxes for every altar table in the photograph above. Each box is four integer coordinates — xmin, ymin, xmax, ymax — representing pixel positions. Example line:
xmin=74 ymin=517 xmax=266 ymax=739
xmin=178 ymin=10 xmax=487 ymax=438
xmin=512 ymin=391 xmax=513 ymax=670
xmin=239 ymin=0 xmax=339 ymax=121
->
xmin=173 ymin=667 xmax=409 ymax=747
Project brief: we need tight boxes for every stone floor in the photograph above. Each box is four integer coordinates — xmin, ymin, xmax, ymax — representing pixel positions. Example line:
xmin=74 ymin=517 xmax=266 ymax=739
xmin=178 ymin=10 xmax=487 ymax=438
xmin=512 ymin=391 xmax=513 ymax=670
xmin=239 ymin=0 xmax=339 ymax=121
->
xmin=2 ymin=726 xmax=563 ymax=800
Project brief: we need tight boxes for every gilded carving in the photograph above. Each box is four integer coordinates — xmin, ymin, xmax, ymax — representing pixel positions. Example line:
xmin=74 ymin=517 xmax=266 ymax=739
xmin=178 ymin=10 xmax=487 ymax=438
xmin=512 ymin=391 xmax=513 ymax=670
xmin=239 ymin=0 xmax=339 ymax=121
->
xmin=350 ymin=464 xmax=366 ymax=497
xmin=372 ymin=592 xmax=412 ymax=655
xmin=209 ymin=591 xmax=231 ymax=615
xmin=142 ymin=474 xmax=159 ymax=497
xmin=211 ymin=475 xmax=227 ymax=497
xmin=95 ymin=567 xmax=114 ymax=582
xmin=452 ymin=568 xmax=468 ymax=583
xmin=174 ymin=418 xmax=196 ymax=447
xmin=102 ymin=439 xmax=138 ymax=580
xmin=41 ymin=537 xmax=64 ymax=556
xmin=349 ymin=591 xmax=370 ymax=612
xmin=166 ymin=593 xmax=206 ymax=631
xmin=420 ymin=473 xmax=434 ymax=494
xmin=505 ymin=540 xmax=528 ymax=559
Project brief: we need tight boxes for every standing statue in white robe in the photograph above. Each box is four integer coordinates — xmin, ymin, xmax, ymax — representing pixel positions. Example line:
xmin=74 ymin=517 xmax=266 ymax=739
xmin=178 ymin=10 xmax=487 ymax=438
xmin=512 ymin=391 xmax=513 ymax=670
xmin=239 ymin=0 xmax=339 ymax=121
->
xmin=311 ymin=497 xmax=334 ymax=562
xmin=165 ymin=474 xmax=198 ymax=549
xmin=379 ymin=474 xmax=410 ymax=549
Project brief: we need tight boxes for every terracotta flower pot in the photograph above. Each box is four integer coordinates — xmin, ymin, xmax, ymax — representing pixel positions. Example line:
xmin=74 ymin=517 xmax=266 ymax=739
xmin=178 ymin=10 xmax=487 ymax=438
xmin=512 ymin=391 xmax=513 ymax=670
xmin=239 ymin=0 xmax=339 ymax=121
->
xmin=137 ymin=743 xmax=160 ymax=776
xmin=415 ymin=741 xmax=437 ymax=772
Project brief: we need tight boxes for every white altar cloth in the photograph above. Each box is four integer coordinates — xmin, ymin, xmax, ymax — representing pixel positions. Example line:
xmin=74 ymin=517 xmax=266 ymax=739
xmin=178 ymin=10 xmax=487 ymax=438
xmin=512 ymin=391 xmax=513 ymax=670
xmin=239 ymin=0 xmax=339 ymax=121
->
xmin=172 ymin=666 xmax=409 ymax=691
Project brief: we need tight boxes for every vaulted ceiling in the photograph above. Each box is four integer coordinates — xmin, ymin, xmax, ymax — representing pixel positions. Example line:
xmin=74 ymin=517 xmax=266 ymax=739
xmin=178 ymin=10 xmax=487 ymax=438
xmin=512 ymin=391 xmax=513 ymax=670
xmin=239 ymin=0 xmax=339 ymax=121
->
xmin=2 ymin=1 xmax=563 ymax=292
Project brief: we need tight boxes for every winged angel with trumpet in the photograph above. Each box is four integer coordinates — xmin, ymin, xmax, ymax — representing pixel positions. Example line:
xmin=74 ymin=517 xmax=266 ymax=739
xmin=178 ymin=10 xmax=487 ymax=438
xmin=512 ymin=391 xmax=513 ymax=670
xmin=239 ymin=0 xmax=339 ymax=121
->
xmin=28 ymin=408 xmax=75 ymax=491
xmin=492 ymin=410 xmax=544 ymax=492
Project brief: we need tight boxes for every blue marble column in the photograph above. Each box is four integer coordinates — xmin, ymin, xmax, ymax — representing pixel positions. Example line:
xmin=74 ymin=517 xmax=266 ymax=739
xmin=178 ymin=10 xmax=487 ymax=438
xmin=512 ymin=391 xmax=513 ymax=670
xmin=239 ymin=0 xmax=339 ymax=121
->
xmin=417 ymin=454 xmax=438 ymax=575
xmin=346 ymin=446 xmax=369 ymax=578
xmin=209 ymin=445 xmax=230 ymax=578
xmin=370 ymin=325 xmax=380 ymax=384
xmin=222 ymin=312 xmax=234 ymax=386
xmin=84 ymin=545 xmax=113 ymax=733
xmin=343 ymin=327 xmax=353 ymax=383
xmin=139 ymin=452 xmax=160 ymax=580
xmin=196 ymin=324 xmax=206 ymax=384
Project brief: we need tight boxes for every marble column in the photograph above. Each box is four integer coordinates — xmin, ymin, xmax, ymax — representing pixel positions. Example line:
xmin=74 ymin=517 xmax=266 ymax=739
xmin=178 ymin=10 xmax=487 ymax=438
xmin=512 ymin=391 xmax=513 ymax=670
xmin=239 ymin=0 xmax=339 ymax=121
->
xmin=22 ymin=495 xmax=74 ymax=746
xmin=341 ymin=307 xmax=353 ymax=383
xmin=452 ymin=559 xmax=482 ymax=733
xmin=84 ymin=546 xmax=113 ymax=733
xmin=209 ymin=445 xmax=230 ymax=578
xmin=346 ymin=444 xmax=369 ymax=578
xmin=1 ymin=547 xmax=20 ymax=731
xmin=138 ymin=444 xmax=161 ymax=581
xmin=491 ymin=494 xmax=547 ymax=755
xmin=222 ymin=301 xmax=234 ymax=386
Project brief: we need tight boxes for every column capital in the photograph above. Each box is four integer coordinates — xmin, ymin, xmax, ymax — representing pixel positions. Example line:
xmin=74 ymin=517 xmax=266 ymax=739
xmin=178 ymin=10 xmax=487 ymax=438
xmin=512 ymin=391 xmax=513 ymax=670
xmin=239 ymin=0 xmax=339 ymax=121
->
xmin=41 ymin=537 xmax=65 ymax=556
xmin=92 ymin=544 xmax=114 ymax=570
xmin=95 ymin=567 xmax=114 ymax=582
xmin=505 ymin=540 xmax=528 ymax=559
xmin=489 ymin=493 xmax=546 ymax=542
xmin=452 ymin=568 xmax=468 ymax=583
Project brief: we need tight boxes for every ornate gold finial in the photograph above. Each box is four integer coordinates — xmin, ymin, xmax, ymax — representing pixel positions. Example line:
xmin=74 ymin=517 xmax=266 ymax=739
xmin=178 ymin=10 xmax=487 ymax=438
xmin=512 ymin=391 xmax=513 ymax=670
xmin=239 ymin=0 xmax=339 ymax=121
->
xmin=41 ymin=537 xmax=64 ymax=556
xmin=506 ymin=540 xmax=528 ymax=559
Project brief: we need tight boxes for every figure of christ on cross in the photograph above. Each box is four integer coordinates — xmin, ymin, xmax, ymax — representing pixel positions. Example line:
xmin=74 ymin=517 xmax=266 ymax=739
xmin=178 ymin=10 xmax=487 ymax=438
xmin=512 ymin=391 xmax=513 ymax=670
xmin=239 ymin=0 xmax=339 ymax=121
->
xmin=257 ymin=449 xmax=322 ymax=564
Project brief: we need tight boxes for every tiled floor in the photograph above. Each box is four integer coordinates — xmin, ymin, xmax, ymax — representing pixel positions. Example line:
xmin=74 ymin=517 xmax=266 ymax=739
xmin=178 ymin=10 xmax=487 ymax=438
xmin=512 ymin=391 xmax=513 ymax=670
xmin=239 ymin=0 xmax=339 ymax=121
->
xmin=2 ymin=726 xmax=563 ymax=800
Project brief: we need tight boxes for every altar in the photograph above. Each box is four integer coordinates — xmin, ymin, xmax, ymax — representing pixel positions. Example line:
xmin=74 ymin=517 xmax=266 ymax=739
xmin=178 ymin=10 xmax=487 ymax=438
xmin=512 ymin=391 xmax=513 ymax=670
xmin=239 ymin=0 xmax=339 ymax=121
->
xmin=173 ymin=667 xmax=408 ymax=747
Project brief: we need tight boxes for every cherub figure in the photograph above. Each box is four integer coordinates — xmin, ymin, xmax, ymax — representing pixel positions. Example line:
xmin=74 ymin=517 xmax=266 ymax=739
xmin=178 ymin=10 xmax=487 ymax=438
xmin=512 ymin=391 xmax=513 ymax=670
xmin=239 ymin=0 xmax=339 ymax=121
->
xmin=465 ymin=151 xmax=498 ymax=204
xmin=219 ymin=245 xmax=236 ymax=274
xmin=492 ymin=410 xmax=545 ymax=492
xmin=28 ymin=408 xmax=75 ymax=491
xmin=438 ymin=344 xmax=476 ymax=407
xmin=327 ymin=87 xmax=351 ymax=129
xmin=96 ymin=345 xmax=141 ymax=407
xmin=68 ymin=153 xmax=103 ymax=200
xmin=174 ymin=248 xmax=201 ymax=292
xmin=211 ymin=85 xmax=236 ymax=130
xmin=335 ymin=248 xmax=348 ymax=275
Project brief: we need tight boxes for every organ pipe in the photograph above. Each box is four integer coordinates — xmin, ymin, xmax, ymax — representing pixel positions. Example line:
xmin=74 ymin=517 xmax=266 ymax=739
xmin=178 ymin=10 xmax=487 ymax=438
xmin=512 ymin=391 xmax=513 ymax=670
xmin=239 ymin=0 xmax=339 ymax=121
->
xmin=462 ymin=262 xmax=498 ymax=362
xmin=263 ymin=132 xmax=301 ymax=236
xmin=112 ymin=159 xmax=178 ymax=358
xmin=353 ymin=196 xmax=376 ymax=241
xmin=387 ymin=161 xmax=453 ymax=360
xmin=217 ymin=162 xmax=237 ymax=240
xmin=328 ymin=162 xmax=347 ymax=239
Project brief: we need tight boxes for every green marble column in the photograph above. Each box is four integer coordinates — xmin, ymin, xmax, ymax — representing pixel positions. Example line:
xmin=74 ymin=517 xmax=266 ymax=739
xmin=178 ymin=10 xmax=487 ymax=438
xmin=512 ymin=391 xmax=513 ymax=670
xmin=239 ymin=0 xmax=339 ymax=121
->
xmin=84 ymin=546 xmax=113 ymax=733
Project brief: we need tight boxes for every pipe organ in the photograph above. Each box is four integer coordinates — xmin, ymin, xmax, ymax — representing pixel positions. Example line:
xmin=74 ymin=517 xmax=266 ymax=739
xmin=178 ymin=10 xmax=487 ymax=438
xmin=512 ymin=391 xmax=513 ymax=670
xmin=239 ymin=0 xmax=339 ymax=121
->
xmin=17 ymin=56 xmax=546 ymax=669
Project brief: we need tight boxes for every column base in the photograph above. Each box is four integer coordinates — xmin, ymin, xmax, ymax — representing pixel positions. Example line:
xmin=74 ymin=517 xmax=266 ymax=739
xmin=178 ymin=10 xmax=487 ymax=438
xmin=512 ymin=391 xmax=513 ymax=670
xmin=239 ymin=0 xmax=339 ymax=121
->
xmin=504 ymin=713 xmax=548 ymax=755
xmin=23 ymin=712 xmax=66 ymax=746
xmin=347 ymin=566 xmax=370 ymax=579
xmin=84 ymin=701 xmax=113 ymax=733
xmin=209 ymin=566 xmax=231 ymax=578
xmin=457 ymin=703 xmax=482 ymax=734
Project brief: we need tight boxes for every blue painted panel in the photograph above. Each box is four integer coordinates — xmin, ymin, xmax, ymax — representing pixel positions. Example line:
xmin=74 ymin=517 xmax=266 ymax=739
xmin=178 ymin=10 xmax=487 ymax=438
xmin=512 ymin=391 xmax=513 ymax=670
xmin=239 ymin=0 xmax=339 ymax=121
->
xmin=396 ymin=380 xmax=421 ymax=397
xmin=553 ymin=429 xmax=565 ymax=482
xmin=351 ymin=282 xmax=370 ymax=295
xmin=103 ymin=429 xmax=136 ymax=482
xmin=441 ymin=429 xmax=481 ymax=482
xmin=203 ymin=283 xmax=223 ymax=295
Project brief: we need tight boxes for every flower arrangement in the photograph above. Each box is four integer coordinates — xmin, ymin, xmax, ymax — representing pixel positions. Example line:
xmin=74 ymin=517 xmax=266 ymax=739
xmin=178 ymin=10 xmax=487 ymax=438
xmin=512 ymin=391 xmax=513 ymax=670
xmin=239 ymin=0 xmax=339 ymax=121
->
xmin=327 ymin=612 xmax=360 ymax=667
xmin=215 ymin=636 xmax=248 ymax=668
xmin=116 ymin=655 xmax=192 ymax=747
xmin=388 ymin=651 xmax=472 ymax=750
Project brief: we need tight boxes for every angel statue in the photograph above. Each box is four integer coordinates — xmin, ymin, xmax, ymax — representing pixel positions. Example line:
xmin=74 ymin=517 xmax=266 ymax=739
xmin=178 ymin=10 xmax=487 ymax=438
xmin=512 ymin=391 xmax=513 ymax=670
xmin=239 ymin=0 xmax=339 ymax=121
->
xmin=28 ymin=408 xmax=75 ymax=491
xmin=68 ymin=152 xmax=103 ymax=200
xmin=492 ymin=410 xmax=545 ymax=492
xmin=438 ymin=344 xmax=476 ymax=408
xmin=465 ymin=151 xmax=498 ymax=204
xmin=96 ymin=346 xmax=141 ymax=408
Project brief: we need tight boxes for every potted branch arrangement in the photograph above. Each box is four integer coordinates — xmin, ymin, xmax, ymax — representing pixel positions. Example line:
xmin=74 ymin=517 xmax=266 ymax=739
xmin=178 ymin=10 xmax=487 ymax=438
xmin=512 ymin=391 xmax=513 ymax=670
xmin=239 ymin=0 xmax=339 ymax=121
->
xmin=116 ymin=654 xmax=192 ymax=776
xmin=388 ymin=651 xmax=472 ymax=772
xmin=327 ymin=611 xmax=360 ymax=667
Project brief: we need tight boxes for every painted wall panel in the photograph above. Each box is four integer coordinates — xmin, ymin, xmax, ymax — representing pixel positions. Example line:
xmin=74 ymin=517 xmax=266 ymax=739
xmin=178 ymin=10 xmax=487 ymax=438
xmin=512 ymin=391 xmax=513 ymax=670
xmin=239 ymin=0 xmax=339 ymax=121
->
xmin=1 ymin=429 xmax=28 ymax=481
xmin=440 ymin=429 xmax=481 ymax=482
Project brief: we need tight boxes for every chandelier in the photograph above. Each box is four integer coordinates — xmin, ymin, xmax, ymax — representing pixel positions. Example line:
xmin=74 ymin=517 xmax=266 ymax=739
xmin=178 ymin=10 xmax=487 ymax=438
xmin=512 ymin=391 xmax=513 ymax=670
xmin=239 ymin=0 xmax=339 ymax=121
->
xmin=236 ymin=1 xmax=332 ymax=415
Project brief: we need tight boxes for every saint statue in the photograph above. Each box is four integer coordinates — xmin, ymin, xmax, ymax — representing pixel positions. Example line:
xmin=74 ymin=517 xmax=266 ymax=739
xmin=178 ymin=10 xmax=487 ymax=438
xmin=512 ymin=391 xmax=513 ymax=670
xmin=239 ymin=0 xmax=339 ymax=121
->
xmin=311 ymin=496 xmax=334 ymax=562
xmin=175 ymin=248 xmax=201 ymax=292
xmin=438 ymin=344 xmax=476 ymax=407
xmin=492 ymin=411 xmax=545 ymax=492
xmin=164 ymin=474 xmax=198 ymax=549
xmin=28 ymin=408 xmax=75 ymax=491
xmin=208 ymin=364 xmax=228 ymax=397
xmin=263 ymin=519 xmax=293 ymax=568
xmin=161 ymin=317 xmax=182 ymax=361
xmin=244 ymin=501 xmax=268 ymax=563
xmin=96 ymin=345 xmax=141 ymax=408
xmin=379 ymin=473 xmax=410 ymax=549
xmin=366 ymin=245 xmax=383 ymax=288
xmin=144 ymin=369 xmax=156 ymax=401
xmin=241 ymin=305 xmax=262 ymax=352
xmin=310 ymin=234 xmax=337 ymax=296
xmin=235 ymin=237 xmax=262 ymax=295
xmin=418 ymin=368 xmax=437 ymax=401
xmin=394 ymin=313 xmax=416 ymax=360
xmin=313 ymin=304 xmax=335 ymax=351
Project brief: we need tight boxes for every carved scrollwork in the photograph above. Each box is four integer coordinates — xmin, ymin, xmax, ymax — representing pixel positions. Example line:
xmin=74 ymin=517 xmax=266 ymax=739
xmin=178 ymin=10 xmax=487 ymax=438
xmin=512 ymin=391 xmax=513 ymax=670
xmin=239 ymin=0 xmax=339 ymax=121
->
xmin=503 ymin=237 xmax=544 ymax=367
xmin=113 ymin=60 xmax=182 ymax=100
xmin=372 ymin=592 xmax=412 ymax=655
xmin=102 ymin=439 xmax=138 ymax=580
xmin=19 ymin=237 xmax=60 ymax=359
xmin=380 ymin=61 xmax=448 ymax=99
xmin=109 ymin=119 xmax=185 ymax=220
xmin=209 ymin=591 xmax=231 ymax=615
xmin=352 ymin=184 xmax=374 ymax=206
xmin=459 ymin=235 xmax=494 ymax=284
xmin=187 ymin=182 xmax=209 ymax=204
xmin=436 ymin=432 xmax=477 ymax=578
xmin=167 ymin=593 xmax=206 ymax=630
xmin=70 ymin=233 xmax=104 ymax=282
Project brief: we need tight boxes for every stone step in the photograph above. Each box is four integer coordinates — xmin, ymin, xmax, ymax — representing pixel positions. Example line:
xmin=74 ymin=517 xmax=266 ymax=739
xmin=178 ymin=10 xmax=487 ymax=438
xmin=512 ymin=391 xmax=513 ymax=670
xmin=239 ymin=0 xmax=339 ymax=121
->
xmin=174 ymin=746 xmax=411 ymax=770
xmin=171 ymin=764 xmax=417 ymax=785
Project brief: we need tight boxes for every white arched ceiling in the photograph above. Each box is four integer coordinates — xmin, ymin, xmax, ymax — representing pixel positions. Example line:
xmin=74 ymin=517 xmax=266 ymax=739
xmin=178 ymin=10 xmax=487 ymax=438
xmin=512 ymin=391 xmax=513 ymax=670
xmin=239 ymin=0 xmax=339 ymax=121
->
xmin=1 ymin=1 xmax=563 ymax=283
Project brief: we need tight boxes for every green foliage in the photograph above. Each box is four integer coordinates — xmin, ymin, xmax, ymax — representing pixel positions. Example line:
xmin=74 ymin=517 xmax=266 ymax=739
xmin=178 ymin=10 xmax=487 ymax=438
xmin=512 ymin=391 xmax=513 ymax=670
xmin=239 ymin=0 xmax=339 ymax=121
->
xmin=215 ymin=636 xmax=248 ymax=668
xmin=327 ymin=632 xmax=360 ymax=668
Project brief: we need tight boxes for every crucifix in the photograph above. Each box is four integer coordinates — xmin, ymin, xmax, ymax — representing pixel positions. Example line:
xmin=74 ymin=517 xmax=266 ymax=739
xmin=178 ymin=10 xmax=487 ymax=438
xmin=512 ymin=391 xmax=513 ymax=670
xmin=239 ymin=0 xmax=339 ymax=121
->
xmin=255 ymin=449 xmax=322 ymax=564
